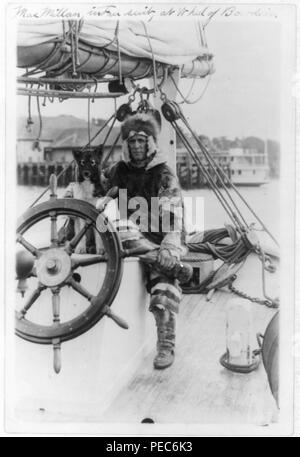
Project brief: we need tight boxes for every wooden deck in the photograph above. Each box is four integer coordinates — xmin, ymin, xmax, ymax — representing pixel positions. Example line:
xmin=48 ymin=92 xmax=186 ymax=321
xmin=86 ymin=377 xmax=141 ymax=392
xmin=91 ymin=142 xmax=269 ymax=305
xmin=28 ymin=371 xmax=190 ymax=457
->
xmin=100 ymin=254 xmax=279 ymax=425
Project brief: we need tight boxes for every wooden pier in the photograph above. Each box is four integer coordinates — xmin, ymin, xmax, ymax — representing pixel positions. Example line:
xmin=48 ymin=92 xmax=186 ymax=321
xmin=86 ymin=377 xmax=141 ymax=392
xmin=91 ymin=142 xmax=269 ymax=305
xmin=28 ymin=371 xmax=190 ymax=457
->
xmin=17 ymin=161 xmax=76 ymax=187
xmin=176 ymin=160 xmax=231 ymax=189
xmin=17 ymin=160 xmax=232 ymax=190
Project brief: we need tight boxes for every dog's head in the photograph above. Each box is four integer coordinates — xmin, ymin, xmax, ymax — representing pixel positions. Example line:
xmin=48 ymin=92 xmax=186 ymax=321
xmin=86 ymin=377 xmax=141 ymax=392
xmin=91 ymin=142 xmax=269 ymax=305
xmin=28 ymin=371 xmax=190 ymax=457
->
xmin=72 ymin=146 xmax=105 ymax=196
xmin=73 ymin=147 xmax=103 ymax=182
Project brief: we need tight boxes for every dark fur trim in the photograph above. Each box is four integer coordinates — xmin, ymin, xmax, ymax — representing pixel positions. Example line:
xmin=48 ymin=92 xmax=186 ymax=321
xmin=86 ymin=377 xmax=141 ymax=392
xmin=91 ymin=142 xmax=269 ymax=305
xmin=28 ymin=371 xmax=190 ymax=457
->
xmin=121 ymin=113 xmax=160 ymax=141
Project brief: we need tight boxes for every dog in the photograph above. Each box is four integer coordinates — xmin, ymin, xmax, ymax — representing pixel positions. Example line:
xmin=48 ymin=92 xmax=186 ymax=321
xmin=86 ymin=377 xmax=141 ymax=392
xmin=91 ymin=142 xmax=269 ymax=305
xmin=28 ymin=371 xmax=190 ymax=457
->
xmin=58 ymin=146 xmax=106 ymax=254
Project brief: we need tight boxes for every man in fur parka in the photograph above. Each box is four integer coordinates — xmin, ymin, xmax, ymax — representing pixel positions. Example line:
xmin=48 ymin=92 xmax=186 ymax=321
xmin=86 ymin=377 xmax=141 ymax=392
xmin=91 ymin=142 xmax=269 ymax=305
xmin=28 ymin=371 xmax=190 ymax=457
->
xmin=98 ymin=112 xmax=187 ymax=369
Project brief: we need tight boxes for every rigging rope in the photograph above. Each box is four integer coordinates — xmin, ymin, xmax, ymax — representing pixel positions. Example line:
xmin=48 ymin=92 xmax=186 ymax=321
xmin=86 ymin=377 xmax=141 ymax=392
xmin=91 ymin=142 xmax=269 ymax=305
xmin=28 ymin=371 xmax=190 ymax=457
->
xmin=101 ymin=132 xmax=121 ymax=169
xmin=171 ymin=73 xmax=212 ymax=105
xmin=101 ymin=115 xmax=117 ymax=147
xmin=74 ymin=21 xmax=80 ymax=67
xmin=87 ymin=95 xmax=91 ymax=146
xmin=186 ymin=228 xmax=251 ymax=264
xmin=160 ymin=95 xmax=278 ymax=247
xmin=186 ymin=228 xmax=278 ymax=307
xmin=101 ymin=97 xmax=121 ymax=168
xmin=171 ymin=118 xmax=245 ymax=233
xmin=180 ymin=109 xmax=279 ymax=246
xmin=21 ymin=41 xmax=63 ymax=77
xmin=178 ymin=109 xmax=249 ymax=228
xmin=36 ymin=94 xmax=43 ymax=142
xmin=256 ymin=244 xmax=279 ymax=306
xmin=115 ymin=21 xmax=123 ymax=83
xmin=100 ymin=20 xmax=121 ymax=50
xmin=142 ymin=21 xmax=158 ymax=95
xmin=62 ymin=20 xmax=66 ymax=40
xmin=69 ymin=20 xmax=77 ymax=76
xmin=178 ymin=77 xmax=196 ymax=103
xmin=26 ymin=89 xmax=33 ymax=131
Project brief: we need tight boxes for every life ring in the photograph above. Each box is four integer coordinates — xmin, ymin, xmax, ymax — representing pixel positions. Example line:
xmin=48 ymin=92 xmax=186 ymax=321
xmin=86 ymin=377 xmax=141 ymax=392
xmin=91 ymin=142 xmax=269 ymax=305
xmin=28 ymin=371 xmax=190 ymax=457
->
xmin=15 ymin=198 xmax=123 ymax=344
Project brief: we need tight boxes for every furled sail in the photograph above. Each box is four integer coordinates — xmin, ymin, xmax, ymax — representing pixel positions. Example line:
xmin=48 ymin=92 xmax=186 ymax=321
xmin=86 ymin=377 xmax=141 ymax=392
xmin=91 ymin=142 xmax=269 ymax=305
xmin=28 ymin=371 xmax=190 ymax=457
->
xmin=17 ymin=19 xmax=214 ymax=80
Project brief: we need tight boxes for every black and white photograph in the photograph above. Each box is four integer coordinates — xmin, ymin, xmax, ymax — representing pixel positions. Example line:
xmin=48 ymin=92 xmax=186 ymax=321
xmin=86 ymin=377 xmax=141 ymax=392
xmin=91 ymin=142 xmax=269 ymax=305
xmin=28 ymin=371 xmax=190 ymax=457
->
xmin=1 ymin=0 xmax=298 ymax=437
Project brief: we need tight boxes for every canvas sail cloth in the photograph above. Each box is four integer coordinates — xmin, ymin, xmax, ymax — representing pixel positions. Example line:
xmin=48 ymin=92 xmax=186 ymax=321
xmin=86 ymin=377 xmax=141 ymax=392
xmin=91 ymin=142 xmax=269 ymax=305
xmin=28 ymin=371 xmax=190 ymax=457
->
xmin=17 ymin=19 xmax=214 ymax=79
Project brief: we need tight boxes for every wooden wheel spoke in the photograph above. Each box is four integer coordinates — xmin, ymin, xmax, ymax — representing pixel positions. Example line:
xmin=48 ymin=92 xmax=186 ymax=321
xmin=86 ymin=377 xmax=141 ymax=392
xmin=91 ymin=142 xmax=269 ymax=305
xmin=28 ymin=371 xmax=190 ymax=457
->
xmin=51 ymin=289 xmax=60 ymax=324
xmin=66 ymin=222 xmax=93 ymax=253
xmin=68 ymin=278 xmax=94 ymax=301
xmin=52 ymin=338 xmax=61 ymax=374
xmin=51 ymin=289 xmax=62 ymax=374
xmin=50 ymin=211 xmax=58 ymax=246
xmin=16 ymin=234 xmax=41 ymax=257
xmin=71 ymin=254 xmax=107 ymax=269
xmin=18 ymin=284 xmax=46 ymax=318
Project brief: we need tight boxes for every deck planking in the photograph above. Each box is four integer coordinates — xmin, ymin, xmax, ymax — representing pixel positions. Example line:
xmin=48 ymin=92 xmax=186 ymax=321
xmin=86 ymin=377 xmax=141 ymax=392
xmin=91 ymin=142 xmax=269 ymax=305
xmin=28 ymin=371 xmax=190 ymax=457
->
xmin=100 ymin=253 xmax=279 ymax=425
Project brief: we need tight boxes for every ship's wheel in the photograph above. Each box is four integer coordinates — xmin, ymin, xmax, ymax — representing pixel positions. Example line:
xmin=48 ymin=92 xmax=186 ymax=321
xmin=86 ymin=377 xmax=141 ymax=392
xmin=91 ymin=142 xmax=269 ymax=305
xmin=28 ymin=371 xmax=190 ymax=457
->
xmin=15 ymin=177 xmax=124 ymax=372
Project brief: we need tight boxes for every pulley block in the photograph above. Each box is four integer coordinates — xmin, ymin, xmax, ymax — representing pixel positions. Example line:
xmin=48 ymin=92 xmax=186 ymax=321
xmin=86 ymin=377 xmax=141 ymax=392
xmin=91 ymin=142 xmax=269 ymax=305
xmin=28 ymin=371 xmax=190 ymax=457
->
xmin=116 ymin=103 xmax=133 ymax=122
xmin=161 ymin=100 xmax=181 ymax=122
xmin=108 ymin=79 xmax=129 ymax=94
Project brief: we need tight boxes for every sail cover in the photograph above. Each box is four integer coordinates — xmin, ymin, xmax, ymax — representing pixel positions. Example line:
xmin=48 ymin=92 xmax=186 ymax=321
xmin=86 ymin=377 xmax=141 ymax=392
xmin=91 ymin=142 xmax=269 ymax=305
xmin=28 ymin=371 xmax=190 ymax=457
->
xmin=17 ymin=19 xmax=214 ymax=79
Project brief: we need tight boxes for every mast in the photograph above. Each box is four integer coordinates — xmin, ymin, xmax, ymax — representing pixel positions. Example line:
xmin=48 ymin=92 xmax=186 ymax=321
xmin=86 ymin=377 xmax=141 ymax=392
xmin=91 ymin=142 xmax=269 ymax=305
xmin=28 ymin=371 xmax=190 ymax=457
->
xmin=153 ymin=69 xmax=180 ymax=173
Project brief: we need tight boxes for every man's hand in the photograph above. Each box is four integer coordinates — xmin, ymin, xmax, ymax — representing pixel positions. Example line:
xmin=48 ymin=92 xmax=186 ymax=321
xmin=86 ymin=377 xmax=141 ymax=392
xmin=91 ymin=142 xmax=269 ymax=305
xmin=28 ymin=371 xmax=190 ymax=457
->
xmin=96 ymin=186 xmax=119 ymax=212
xmin=157 ymin=249 xmax=177 ymax=270
xmin=96 ymin=198 xmax=106 ymax=213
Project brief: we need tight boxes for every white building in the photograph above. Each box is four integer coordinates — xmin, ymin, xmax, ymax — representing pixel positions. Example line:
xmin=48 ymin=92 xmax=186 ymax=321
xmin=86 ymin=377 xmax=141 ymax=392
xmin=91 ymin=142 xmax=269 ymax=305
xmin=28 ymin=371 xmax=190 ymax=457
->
xmin=17 ymin=137 xmax=53 ymax=162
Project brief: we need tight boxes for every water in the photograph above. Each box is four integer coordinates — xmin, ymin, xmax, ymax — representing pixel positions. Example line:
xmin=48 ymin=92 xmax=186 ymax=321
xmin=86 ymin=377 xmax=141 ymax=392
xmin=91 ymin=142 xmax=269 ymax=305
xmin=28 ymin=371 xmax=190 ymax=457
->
xmin=182 ymin=180 xmax=279 ymax=237
xmin=16 ymin=180 xmax=280 ymax=238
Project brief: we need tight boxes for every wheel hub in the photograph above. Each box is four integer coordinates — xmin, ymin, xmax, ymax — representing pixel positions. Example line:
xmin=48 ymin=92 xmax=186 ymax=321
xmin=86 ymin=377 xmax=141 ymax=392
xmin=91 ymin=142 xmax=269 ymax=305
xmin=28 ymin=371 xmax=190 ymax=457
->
xmin=36 ymin=248 xmax=71 ymax=287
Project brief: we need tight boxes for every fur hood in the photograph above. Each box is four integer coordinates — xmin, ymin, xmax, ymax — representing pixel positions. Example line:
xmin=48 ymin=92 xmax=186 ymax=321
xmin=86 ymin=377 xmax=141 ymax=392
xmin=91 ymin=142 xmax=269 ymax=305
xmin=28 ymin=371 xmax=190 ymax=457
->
xmin=121 ymin=113 xmax=167 ymax=170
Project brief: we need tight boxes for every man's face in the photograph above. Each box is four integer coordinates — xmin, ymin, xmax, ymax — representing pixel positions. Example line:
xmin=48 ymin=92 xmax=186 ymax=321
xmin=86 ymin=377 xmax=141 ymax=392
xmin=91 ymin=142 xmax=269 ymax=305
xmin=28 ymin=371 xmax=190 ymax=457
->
xmin=127 ymin=134 xmax=148 ymax=165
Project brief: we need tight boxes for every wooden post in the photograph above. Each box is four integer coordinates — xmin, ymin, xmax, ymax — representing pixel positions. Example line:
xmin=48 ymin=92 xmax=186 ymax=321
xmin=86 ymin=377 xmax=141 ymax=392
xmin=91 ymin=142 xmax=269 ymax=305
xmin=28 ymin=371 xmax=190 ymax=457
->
xmin=44 ymin=163 xmax=48 ymax=186
xmin=54 ymin=162 xmax=58 ymax=182
xmin=33 ymin=163 xmax=37 ymax=186
xmin=24 ymin=164 xmax=28 ymax=185
xmin=42 ymin=163 xmax=46 ymax=186
xmin=38 ymin=163 xmax=42 ymax=186
xmin=28 ymin=162 xmax=33 ymax=185
xmin=17 ymin=164 xmax=22 ymax=185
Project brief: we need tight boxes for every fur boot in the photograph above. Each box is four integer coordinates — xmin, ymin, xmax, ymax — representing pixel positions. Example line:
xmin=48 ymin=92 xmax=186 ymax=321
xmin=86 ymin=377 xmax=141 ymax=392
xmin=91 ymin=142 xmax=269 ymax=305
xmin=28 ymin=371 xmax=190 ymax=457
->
xmin=152 ymin=308 xmax=176 ymax=369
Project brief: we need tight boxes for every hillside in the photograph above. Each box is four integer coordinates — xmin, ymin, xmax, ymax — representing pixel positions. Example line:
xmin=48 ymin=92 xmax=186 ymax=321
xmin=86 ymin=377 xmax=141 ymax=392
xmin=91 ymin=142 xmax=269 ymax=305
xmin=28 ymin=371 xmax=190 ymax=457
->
xmin=17 ymin=115 xmax=89 ymax=140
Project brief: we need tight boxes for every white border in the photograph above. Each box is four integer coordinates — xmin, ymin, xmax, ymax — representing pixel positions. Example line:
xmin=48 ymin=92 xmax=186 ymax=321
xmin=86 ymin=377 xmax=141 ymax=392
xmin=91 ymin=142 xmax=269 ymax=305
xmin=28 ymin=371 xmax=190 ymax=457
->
xmin=1 ymin=0 xmax=298 ymax=437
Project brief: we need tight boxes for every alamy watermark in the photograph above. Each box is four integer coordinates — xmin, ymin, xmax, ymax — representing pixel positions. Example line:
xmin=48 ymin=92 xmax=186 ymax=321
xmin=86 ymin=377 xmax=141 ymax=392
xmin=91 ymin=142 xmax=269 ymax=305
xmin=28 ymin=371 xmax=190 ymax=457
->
xmin=96 ymin=189 xmax=205 ymax=234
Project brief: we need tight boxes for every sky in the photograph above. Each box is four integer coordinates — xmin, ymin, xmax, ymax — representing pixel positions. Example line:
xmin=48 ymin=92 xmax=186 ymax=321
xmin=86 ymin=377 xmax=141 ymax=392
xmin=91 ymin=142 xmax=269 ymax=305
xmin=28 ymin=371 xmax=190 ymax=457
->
xmin=184 ymin=19 xmax=282 ymax=141
xmin=16 ymin=17 xmax=282 ymax=142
